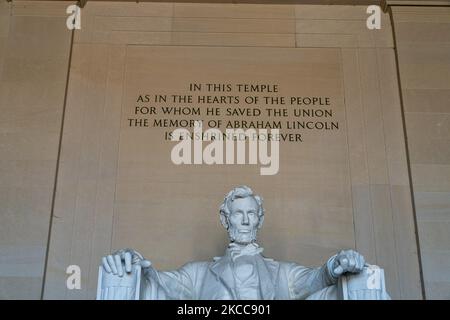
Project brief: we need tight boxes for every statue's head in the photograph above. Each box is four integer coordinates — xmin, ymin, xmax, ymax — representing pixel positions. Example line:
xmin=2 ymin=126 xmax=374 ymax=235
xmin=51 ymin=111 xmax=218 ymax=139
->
xmin=219 ymin=186 xmax=265 ymax=244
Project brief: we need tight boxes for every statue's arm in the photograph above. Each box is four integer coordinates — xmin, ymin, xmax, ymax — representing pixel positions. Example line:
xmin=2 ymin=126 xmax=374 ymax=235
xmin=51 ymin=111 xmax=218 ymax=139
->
xmin=99 ymin=249 xmax=196 ymax=300
xmin=287 ymin=257 xmax=337 ymax=300
xmin=288 ymin=250 xmax=369 ymax=300
xmin=141 ymin=262 xmax=198 ymax=300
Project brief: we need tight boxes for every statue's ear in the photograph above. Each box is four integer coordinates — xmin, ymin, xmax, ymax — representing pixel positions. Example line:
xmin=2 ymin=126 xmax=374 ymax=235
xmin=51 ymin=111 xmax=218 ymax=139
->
xmin=257 ymin=215 xmax=264 ymax=229
xmin=220 ymin=214 xmax=229 ymax=230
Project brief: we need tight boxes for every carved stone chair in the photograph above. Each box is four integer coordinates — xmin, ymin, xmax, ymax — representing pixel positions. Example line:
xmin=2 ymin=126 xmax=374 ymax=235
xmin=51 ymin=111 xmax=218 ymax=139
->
xmin=305 ymin=265 xmax=391 ymax=300
xmin=97 ymin=264 xmax=390 ymax=300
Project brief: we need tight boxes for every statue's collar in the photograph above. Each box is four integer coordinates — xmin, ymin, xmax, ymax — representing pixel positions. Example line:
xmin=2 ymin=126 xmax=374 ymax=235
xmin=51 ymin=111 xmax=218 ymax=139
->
xmin=226 ymin=242 xmax=264 ymax=260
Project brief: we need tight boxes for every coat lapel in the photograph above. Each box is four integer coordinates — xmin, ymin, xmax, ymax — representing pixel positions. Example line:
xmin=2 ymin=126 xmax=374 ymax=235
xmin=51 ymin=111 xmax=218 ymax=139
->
xmin=209 ymin=256 xmax=237 ymax=299
xmin=256 ymin=257 xmax=280 ymax=300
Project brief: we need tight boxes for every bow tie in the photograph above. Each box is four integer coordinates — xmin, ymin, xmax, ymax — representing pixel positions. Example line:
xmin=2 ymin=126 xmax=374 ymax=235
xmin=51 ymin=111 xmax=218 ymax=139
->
xmin=227 ymin=242 xmax=264 ymax=260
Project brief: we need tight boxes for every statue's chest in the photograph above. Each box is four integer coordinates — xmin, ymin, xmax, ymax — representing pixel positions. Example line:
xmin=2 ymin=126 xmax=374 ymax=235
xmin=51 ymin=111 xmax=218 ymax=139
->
xmin=232 ymin=256 xmax=258 ymax=283
xmin=232 ymin=256 xmax=261 ymax=299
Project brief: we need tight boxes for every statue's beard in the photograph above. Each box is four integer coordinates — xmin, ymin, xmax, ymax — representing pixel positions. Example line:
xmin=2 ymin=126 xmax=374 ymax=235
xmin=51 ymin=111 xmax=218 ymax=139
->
xmin=228 ymin=227 xmax=258 ymax=244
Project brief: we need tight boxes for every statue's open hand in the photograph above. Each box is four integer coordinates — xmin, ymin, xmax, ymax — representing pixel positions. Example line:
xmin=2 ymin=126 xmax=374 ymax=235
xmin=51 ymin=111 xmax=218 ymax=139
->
xmin=331 ymin=249 xmax=365 ymax=277
xmin=102 ymin=249 xmax=152 ymax=277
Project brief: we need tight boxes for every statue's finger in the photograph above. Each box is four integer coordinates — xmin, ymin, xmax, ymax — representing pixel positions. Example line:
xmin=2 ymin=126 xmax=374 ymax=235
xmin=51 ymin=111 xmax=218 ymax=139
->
xmin=140 ymin=260 xmax=152 ymax=268
xmin=340 ymin=257 xmax=349 ymax=270
xmin=107 ymin=255 xmax=117 ymax=274
xmin=348 ymin=257 xmax=356 ymax=271
xmin=102 ymin=257 xmax=112 ymax=273
xmin=124 ymin=252 xmax=132 ymax=273
xmin=353 ymin=253 xmax=363 ymax=271
xmin=333 ymin=265 xmax=344 ymax=276
xmin=114 ymin=254 xmax=123 ymax=277
xmin=355 ymin=255 xmax=362 ymax=270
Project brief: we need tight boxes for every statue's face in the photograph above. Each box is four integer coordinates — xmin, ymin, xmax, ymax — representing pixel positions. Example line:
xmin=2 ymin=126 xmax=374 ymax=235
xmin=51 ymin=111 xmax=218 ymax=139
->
xmin=227 ymin=197 xmax=260 ymax=244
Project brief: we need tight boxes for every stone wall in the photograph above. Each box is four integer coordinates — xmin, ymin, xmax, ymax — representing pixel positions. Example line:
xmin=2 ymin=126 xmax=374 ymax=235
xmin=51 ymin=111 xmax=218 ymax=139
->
xmin=393 ymin=5 xmax=450 ymax=299
xmin=0 ymin=1 xmax=432 ymax=300
xmin=0 ymin=1 xmax=72 ymax=299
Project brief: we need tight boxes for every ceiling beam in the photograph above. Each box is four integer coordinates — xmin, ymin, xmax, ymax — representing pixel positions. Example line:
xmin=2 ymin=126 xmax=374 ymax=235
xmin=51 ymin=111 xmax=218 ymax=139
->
xmin=7 ymin=0 xmax=450 ymax=7
xmin=7 ymin=0 xmax=383 ymax=4
xmin=386 ymin=0 xmax=450 ymax=5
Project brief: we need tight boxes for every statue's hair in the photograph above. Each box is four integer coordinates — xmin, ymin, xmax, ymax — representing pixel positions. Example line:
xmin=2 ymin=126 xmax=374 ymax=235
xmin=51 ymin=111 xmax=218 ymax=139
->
xmin=219 ymin=185 xmax=264 ymax=230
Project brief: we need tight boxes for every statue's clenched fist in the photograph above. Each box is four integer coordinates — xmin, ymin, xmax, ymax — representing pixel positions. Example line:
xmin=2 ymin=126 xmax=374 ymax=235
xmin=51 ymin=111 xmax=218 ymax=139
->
xmin=102 ymin=248 xmax=151 ymax=277
xmin=331 ymin=249 xmax=365 ymax=277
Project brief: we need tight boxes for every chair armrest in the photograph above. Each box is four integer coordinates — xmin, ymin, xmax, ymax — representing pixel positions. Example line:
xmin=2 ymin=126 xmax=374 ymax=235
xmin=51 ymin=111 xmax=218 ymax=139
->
xmin=96 ymin=264 xmax=141 ymax=300
xmin=338 ymin=265 xmax=390 ymax=300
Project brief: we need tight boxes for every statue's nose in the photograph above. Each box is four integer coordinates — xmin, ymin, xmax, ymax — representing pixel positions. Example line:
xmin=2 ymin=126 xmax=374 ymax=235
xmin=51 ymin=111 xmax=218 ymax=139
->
xmin=242 ymin=213 xmax=250 ymax=225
